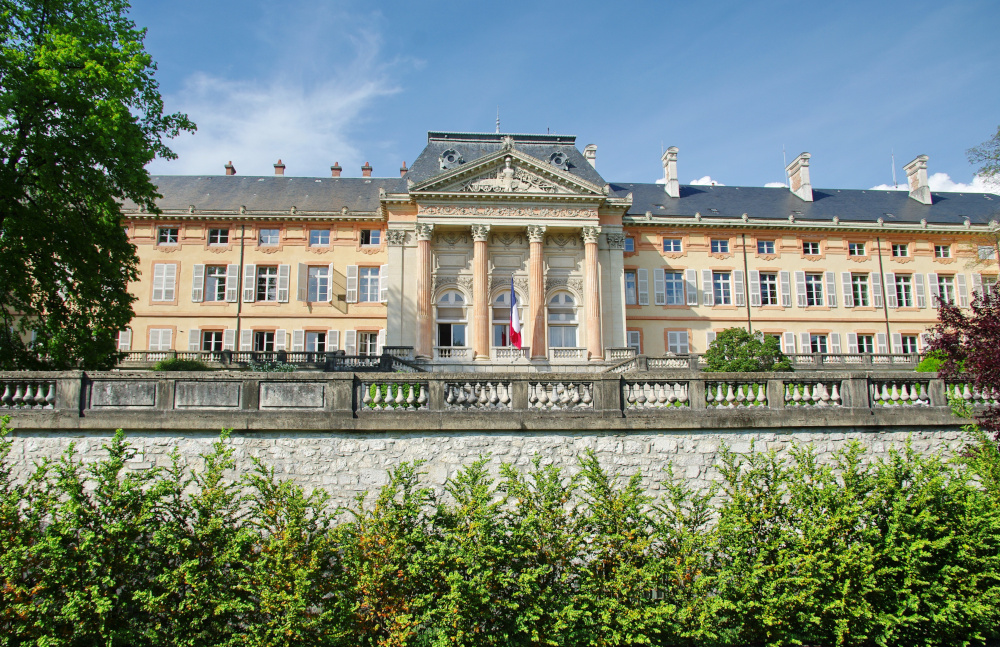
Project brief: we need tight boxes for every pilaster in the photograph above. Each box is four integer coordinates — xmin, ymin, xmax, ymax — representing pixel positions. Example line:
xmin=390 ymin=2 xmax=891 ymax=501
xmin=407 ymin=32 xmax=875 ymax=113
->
xmin=415 ymin=223 xmax=434 ymax=360
xmin=471 ymin=223 xmax=491 ymax=360
xmin=527 ymin=224 xmax=547 ymax=360
xmin=582 ymin=226 xmax=603 ymax=360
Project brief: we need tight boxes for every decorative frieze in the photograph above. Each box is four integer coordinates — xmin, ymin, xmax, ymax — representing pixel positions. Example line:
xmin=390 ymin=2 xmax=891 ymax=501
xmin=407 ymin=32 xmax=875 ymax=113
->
xmin=491 ymin=232 xmax=525 ymax=247
xmin=418 ymin=206 xmax=598 ymax=220
xmin=545 ymin=233 xmax=580 ymax=248
xmin=545 ymin=276 xmax=584 ymax=294
xmin=435 ymin=231 xmax=470 ymax=246
xmin=433 ymin=275 xmax=474 ymax=294
xmin=490 ymin=275 xmax=529 ymax=294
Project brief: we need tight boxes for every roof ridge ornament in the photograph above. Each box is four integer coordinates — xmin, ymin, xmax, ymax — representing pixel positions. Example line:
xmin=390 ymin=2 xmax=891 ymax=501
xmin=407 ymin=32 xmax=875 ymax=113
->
xmin=501 ymin=135 xmax=515 ymax=151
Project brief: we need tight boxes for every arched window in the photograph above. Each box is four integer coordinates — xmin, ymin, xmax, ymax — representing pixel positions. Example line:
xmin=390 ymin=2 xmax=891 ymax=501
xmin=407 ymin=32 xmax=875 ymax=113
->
xmin=492 ymin=290 xmax=525 ymax=347
xmin=436 ymin=290 xmax=467 ymax=347
xmin=547 ymin=292 xmax=578 ymax=348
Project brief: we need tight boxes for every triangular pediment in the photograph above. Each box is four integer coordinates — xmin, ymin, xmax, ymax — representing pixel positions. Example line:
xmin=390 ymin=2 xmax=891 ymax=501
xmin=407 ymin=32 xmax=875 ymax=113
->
xmin=409 ymin=147 xmax=606 ymax=197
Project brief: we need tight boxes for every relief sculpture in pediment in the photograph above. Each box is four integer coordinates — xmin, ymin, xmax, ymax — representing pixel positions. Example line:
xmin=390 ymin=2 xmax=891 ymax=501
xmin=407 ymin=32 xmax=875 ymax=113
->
xmin=459 ymin=157 xmax=563 ymax=194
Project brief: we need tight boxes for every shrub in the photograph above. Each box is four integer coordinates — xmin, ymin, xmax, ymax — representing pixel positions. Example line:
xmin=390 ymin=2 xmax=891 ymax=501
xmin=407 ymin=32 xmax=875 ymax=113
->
xmin=245 ymin=359 xmax=295 ymax=372
xmin=152 ymin=357 xmax=211 ymax=371
xmin=703 ymin=327 xmax=791 ymax=372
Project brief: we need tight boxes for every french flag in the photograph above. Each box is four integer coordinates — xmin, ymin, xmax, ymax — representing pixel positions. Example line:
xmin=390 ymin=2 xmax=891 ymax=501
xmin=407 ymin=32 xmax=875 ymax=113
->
xmin=509 ymin=276 xmax=522 ymax=349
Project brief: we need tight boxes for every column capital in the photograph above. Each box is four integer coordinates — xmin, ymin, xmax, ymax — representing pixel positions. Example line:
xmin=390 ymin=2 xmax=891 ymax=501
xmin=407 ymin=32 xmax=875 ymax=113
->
xmin=581 ymin=225 xmax=601 ymax=244
xmin=605 ymin=232 xmax=626 ymax=250
xmin=415 ymin=223 xmax=435 ymax=241
xmin=526 ymin=224 xmax=547 ymax=243
xmin=470 ymin=223 xmax=491 ymax=242
xmin=386 ymin=229 xmax=408 ymax=246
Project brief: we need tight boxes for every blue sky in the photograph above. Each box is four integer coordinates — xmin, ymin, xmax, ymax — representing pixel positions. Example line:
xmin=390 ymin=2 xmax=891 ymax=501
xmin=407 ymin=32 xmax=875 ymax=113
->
xmin=135 ymin=0 xmax=1000 ymax=191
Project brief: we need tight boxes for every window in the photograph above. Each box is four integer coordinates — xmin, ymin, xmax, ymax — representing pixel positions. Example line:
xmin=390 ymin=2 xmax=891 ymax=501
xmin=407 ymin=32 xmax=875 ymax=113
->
xmin=202 ymin=331 xmax=223 ymax=352
xmin=492 ymin=291 xmax=522 ymax=347
xmin=205 ymin=265 xmax=227 ymax=302
xmin=901 ymin=335 xmax=919 ymax=354
xmin=666 ymin=331 xmax=689 ymax=354
xmin=810 ymin=334 xmax=828 ymax=353
xmin=309 ymin=229 xmax=330 ymax=246
xmin=148 ymin=329 xmax=172 ymax=351
xmin=712 ymin=272 xmax=731 ymax=305
xmin=757 ymin=240 xmax=775 ymax=254
xmin=857 ymin=334 xmax=875 ymax=354
xmin=624 ymin=237 xmax=635 ymax=253
xmin=253 ymin=331 xmax=274 ymax=352
xmin=305 ymin=331 xmax=327 ymax=352
xmin=360 ymin=229 xmax=381 ymax=246
xmin=358 ymin=266 xmax=381 ymax=303
xmin=547 ymin=292 xmax=578 ymax=348
xmin=891 ymin=243 xmax=908 ymax=257
xmin=934 ymin=244 xmax=950 ymax=258
xmin=625 ymin=271 xmax=637 ymax=305
xmin=979 ymin=245 xmax=997 ymax=260
xmin=851 ymin=274 xmax=870 ymax=307
xmin=626 ymin=330 xmax=641 ymax=353
xmin=805 ymin=273 xmax=824 ymax=306
xmin=437 ymin=290 xmax=467 ymax=348
xmin=803 ymin=241 xmax=820 ymax=255
xmin=710 ymin=239 xmax=728 ymax=254
xmin=208 ymin=228 xmax=229 ymax=245
xmin=984 ymin=276 xmax=999 ymax=296
xmin=664 ymin=271 xmax=685 ymax=305
xmin=158 ymin=227 xmax=178 ymax=245
xmin=759 ymin=273 xmax=778 ymax=305
xmin=256 ymin=266 xmax=279 ymax=302
xmin=259 ymin=229 xmax=280 ymax=246
xmin=895 ymin=274 xmax=913 ymax=307
xmin=358 ymin=331 xmax=379 ymax=356
xmin=935 ymin=275 xmax=955 ymax=306
xmin=848 ymin=242 xmax=865 ymax=256
xmin=663 ymin=238 xmax=682 ymax=253
xmin=307 ymin=266 xmax=330 ymax=302
xmin=151 ymin=263 xmax=177 ymax=302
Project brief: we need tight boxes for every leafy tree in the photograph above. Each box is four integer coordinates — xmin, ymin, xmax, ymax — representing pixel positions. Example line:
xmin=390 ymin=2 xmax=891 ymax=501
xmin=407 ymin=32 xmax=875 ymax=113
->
xmin=968 ymin=125 xmax=1000 ymax=183
xmin=0 ymin=0 xmax=193 ymax=370
xmin=702 ymin=327 xmax=791 ymax=372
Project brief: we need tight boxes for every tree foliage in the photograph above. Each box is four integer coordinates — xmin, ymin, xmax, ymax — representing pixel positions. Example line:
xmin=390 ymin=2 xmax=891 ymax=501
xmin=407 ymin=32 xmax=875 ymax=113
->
xmin=0 ymin=0 xmax=193 ymax=370
xmin=968 ymin=125 xmax=1000 ymax=182
xmin=2 ymin=419 xmax=1000 ymax=646
xmin=702 ymin=327 xmax=791 ymax=372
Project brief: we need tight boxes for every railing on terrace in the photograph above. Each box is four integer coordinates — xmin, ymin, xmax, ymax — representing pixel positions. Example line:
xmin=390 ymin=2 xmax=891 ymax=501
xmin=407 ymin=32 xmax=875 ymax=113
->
xmin=606 ymin=352 xmax=924 ymax=373
xmin=117 ymin=349 xmax=424 ymax=373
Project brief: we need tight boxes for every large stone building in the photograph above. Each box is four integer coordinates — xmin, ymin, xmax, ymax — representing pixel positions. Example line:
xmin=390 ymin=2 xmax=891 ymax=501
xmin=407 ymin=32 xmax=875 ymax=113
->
xmin=119 ymin=131 xmax=1000 ymax=369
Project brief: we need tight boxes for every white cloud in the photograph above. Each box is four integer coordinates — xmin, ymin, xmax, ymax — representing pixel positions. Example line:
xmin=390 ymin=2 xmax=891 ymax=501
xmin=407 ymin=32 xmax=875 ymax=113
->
xmin=870 ymin=173 xmax=999 ymax=193
xmin=690 ymin=176 xmax=725 ymax=186
xmin=764 ymin=182 xmax=788 ymax=188
xmin=148 ymin=31 xmax=398 ymax=177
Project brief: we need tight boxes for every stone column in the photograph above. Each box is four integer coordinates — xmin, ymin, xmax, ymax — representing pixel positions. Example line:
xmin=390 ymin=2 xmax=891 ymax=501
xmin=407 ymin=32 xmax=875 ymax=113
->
xmin=601 ymin=228 xmax=627 ymax=349
xmin=415 ymin=223 xmax=434 ymax=359
xmin=385 ymin=228 xmax=408 ymax=346
xmin=470 ymin=223 xmax=491 ymax=360
xmin=527 ymin=224 xmax=547 ymax=360
xmin=582 ymin=226 xmax=603 ymax=360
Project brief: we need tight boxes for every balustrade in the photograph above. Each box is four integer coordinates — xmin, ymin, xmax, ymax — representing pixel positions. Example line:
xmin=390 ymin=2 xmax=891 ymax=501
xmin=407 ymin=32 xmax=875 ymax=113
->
xmin=528 ymin=382 xmax=594 ymax=410
xmin=445 ymin=382 xmax=512 ymax=410
xmin=623 ymin=382 xmax=689 ymax=410
xmin=784 ymin=381 xmax=842 ymax=407
xmin=705 ymin=381 xmax=767 ymax=408
xmin=434 ymin=347 xmax=471 ymax=360
xmin=647 ymin=357 xmax=692 ymax=369
xmin=359 ymin=381 xmax=428 ymax=411
xmin=550 ymin=348 xmax=587 ymax=361
xmin=947 ymin=382 xmax=1000 ymax=407
xmin=606 ymin=347 xmax=637 ymax=360
xmin=869 ymin=380 xmax=930 ymax=406
xmin=0 ymin=379 xmax=56 ymax=410
xmin=493 ymin=347 xmax=529 ymax=361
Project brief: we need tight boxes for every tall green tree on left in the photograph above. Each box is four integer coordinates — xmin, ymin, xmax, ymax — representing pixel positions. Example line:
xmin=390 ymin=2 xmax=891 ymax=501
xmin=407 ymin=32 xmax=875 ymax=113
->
xmin=0 ymin=0 xmax=194 ymax=369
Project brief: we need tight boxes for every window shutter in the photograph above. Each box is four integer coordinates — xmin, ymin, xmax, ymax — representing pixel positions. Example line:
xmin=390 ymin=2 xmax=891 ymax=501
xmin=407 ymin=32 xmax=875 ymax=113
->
xmin=118 ymin=329 xmax=132 ymax=351
xmin=780 ymin=271 xmax=792 ymax=307
xmin=783 ymin=331 xmax=796 ymax=354
xmin=677 ymin=331 xmax=689 ymax=354
xmin=148 ymin=329 xmax=160 ymax=350
xmin=327 ymin=263 xmax=336 ymax=302
xmin=957 ymin=274 xmax=969 ymax=307
xmin=277 ymin=265 xmax=291 ymax=302
xmin=346 ymin=265 xmax=358 ymax=303
xmin=226 ymin=264 xmax=240 ymax=302
xmin=705 ymin=330 xmax=716 ymax=350
xmin=685 ymin=269 xmax=698 ymax=306
xmin=973 ymin=273 xmax=984 ymax=297
xmin=243 ymin=264 xmax=257 ymax=303
xmin=891 ymin=333 xmax=903 ymax=354
xmin=825 ymin=272 xmax=837 ymax=307
xmin=701 ymin=269 xmax=714 ymax=306
xmin=749 ymin=270 xmax=761 ymax=307
xmin=292 ymin=330 xmax=305 ymax=352
xmin=884 ymin=273 xmax=897 ymax=308
xmin=380 ymin=265 xmax=389 ymax=303
xmin=800 ymin=332 xmax=812 ymax=353
xmin=927 ymin=272 xmax=939 ymax=306
xmin=275 ymin=329 xmax=287 ymax=351
xmin=297 ymin=264 xmax=308 ymax=301
xmin=152 ymin=264 xmax=166 ymax=301
xmin=191 ymin=264 xmax=205 ymax=302
xmin=653 ymin=268 xmax=666 ymax=305
xmin=223 ymin=329 xmax=236 ymax=351
xmin=841 ymin=272 xmax=854 ymax=307
xmin=794 ymin=271 xmax=807 ymax=307
xmin=163 ymin=264 xmax=177 ymax=301
xmin=871 ymin=272 xmax=883 ymax=308
xmin=876 ymin=332 xmax=888 ymax=354
xmin=914 ymin=273 xmax=926 ymax=308
xmin=637 ymin=269 xmax=649 ymax=305
xmin=327 ymin=330 xmax=340 ymax=351
xmin=919 ymin=332 xmax=932 ymax=351
xmin=345 ymin=330 xmax=357 ymax=355
xmin=830 ymin=332 xmax=841 ymax=354
xmin=377 ymin=329 xmax=386 ymax=354
xmin=847 ymin=332 xmax=858 ymax=354
xmin=734 ymin=270 xmax=746 ymax=307
xmin=188 ymin=329 xmax=201 ymax=351
xmin=162 ymin=329 xmax=173 ymax=351
xmin=240 ymin=329 xmax=253 ymax=351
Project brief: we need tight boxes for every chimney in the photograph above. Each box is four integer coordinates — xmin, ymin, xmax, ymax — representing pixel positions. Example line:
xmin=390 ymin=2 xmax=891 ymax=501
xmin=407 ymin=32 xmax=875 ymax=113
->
xmin=225 ymin=161 xmax=236 ymax=176
xmin=400 ymin=161 xmax=408 ymax=177
xmin=903 ymin=154 xmax=932 ymax=205
xmin=330 ymin=162 xmax=342 ymax=178
xmin=361 ymin=162 xmax=372 ymax=178
xmin=273 ymin=159 xmax=285 ymax=176
xmin=661 ymin=146 xmax=679 ymax=198
xmin=785 ymin=152 xmax=813 ymax=202
xmin=584 ymin=144 xmax=597 ymax=168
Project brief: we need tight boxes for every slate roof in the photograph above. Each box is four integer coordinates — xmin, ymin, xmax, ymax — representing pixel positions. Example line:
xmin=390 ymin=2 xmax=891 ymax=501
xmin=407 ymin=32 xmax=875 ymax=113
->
xmin=124 ymin=176 xmax=407 ymax=213
xmin=405 ymin=132 xmax=607 ymax=187
xmin=611 ymin=182 xmax=1000 ymax=226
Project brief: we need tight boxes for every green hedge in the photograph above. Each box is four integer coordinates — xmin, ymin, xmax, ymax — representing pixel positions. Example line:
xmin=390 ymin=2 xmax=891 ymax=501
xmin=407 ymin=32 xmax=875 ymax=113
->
xmin=1 ymin=415 xmax=998 ymax=646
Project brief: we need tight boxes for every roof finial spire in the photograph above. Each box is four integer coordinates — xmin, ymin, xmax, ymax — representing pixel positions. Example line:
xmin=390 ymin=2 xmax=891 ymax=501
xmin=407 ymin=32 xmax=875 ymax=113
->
xmin=496 ymin=106 xmax=500 ymax=134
